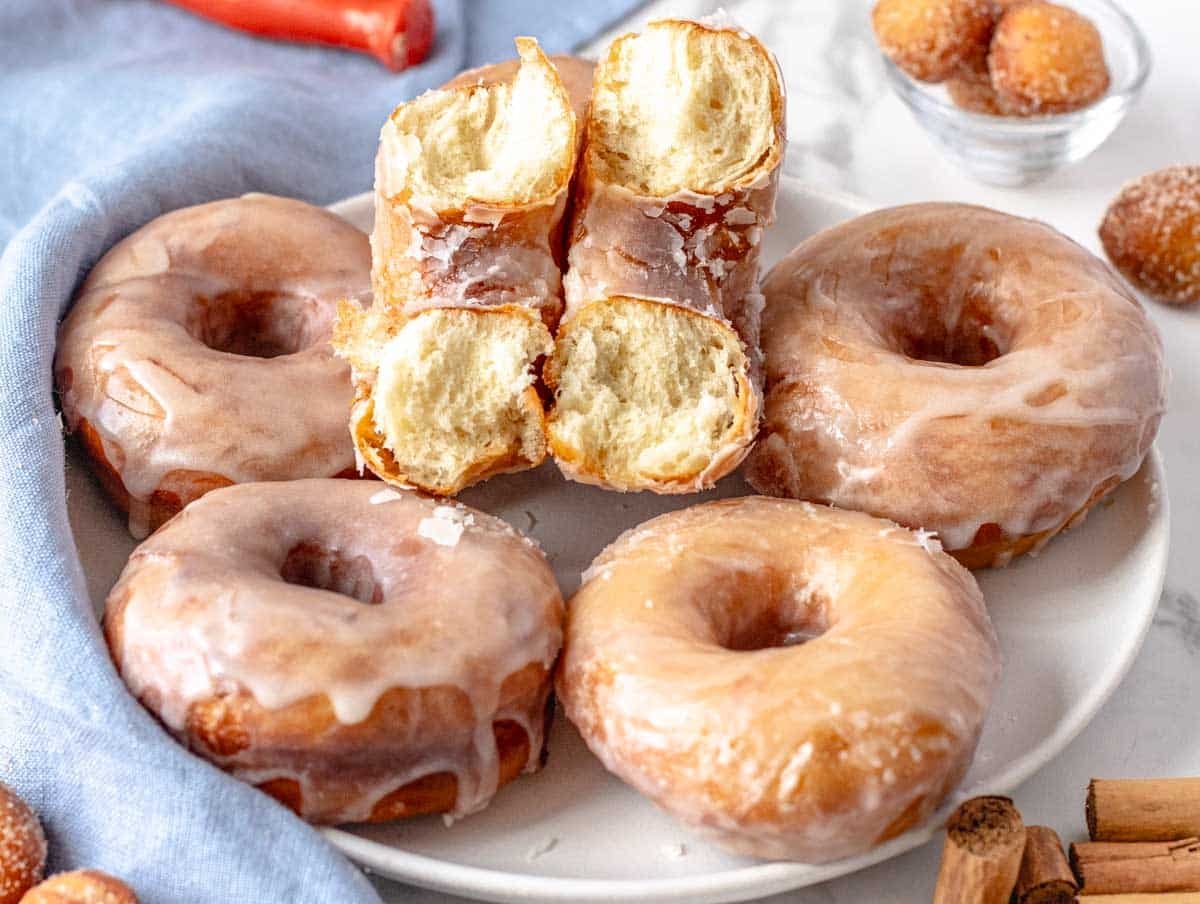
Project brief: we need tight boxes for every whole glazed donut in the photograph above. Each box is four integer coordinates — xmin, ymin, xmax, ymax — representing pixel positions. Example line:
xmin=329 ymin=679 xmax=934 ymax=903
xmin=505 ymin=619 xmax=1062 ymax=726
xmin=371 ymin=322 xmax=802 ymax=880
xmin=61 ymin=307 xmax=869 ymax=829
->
xmin=104 ymin=479 xmax=563 ymax=824
xmin=55 ymin=194 xmax=370 ymax=537
xmin=558 ymin=496 xmax=1000 ymax=863
xmin=745 ymin=203 xmax=1166 ymax=568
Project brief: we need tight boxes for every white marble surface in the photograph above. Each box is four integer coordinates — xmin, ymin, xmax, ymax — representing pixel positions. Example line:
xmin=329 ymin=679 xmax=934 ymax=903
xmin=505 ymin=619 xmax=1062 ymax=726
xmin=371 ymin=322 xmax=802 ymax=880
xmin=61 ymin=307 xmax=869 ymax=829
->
xmin=374 ymin=2 xmax=1200 ymax=900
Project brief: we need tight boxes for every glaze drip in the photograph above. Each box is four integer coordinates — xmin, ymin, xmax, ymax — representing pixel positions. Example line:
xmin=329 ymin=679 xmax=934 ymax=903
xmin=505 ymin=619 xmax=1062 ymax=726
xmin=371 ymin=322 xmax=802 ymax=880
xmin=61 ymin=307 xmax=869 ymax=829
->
xmin=106 ymin=479 xmax=563 ymax=822
xmin=747 ymin=204 xmax=1167 ymax=559
xmin=55 ymin=194 xmax=370 ymax=537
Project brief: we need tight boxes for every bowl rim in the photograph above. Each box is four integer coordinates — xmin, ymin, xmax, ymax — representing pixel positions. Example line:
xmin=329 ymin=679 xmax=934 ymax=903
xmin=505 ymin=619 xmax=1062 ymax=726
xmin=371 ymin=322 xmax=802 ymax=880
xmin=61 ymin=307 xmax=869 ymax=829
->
xmin=881 ymin=0 xmax=1152 ymax=131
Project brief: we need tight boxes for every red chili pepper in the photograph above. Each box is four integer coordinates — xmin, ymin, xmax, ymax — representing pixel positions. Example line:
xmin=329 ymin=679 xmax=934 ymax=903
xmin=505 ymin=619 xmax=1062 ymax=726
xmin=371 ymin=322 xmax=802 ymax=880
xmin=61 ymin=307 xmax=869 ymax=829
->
xmin=164 ymin=0 xmax=435 ymax=71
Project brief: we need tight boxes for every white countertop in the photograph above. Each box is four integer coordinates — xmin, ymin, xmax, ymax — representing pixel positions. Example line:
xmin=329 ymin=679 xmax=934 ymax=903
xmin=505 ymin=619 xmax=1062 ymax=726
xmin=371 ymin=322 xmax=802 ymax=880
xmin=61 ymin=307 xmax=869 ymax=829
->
xmin=376 ymin=1 xmax=1200 ymax=900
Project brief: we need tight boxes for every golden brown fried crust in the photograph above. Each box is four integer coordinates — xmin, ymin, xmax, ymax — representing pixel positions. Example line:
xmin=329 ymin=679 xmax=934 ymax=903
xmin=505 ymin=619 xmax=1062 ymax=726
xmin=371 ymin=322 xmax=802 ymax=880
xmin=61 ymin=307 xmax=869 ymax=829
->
xmin=0 ymin=784 xmax=45 ymax=904
xmin=1100 ymin=165 xmax=1200 ymax=305
xmin=988 ymin=1 xmax=1109 ymax=114
xmin=872 ymin=0 xmax=995 ymax=83
xmin=71 ymin=416 xmax=365 ymax=533
xmin=106 ymin=587 xmax=550 ymax=823
xmin=950 ymin=475 xmax=1120 ymax=569
xmin=19 ymin=870 xmax=138 ymax=904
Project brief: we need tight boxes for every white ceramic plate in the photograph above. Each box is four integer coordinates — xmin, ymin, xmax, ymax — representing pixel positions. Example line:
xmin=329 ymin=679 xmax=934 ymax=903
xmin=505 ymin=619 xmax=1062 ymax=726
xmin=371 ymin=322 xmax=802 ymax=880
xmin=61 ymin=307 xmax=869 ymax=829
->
xmin=68 ymin=179 xmax=1170 ymax=904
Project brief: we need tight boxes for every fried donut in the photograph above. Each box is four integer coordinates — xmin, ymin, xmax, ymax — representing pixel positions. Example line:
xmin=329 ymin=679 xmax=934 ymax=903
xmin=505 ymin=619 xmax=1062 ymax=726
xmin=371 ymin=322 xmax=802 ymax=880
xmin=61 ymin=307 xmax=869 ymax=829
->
xmin=872 ymin=0 xmax=994 ymax=83
xmin=334 ymin=40 xmax=579 ymax=497
xmin=104 ymin=479 xmax=563 ymax=824
xmin=945 ymin=47 xmax=1008 ymax=115
xmin=558 ymin=497 xmax=999 ymax=862
xmin=55 ymin=194 xmax=370 ymax=537
xmin=1100 ymin=165 xmax=1200 ymax=305
xmin=988 ymin=2 xmax=1109 ymax=115
xmin=19 ymin=871 xmax=138 ymax=904
xmin=0 ymin=784 xmax=45 ymax=904
xmin=745 ymin=203 xmax=1166 ymax=569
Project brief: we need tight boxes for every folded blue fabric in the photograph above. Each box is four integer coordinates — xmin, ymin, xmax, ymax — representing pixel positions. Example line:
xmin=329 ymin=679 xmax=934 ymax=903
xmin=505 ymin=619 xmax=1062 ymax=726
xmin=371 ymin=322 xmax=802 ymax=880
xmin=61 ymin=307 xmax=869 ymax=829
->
xmin=0 ymin=2 xmax=638 ymax=901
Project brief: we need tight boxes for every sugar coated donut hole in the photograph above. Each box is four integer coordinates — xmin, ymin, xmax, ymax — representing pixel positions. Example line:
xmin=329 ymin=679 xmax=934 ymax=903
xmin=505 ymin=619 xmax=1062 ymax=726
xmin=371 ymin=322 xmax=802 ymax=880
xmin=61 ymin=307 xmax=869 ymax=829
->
xmin=872 ymin=0 xmax=995 ymax=82
xmin=1100 ymin=165 xmax=1200 ymax=305
xmin=988 ymin=1 xmax=1110 ymax=114
xmin=945 ymin=46 xmax=1008 ymax=114
xmin=0 ymin=784 xmax=45 ymax=904
xmin=18 ymin=870 xmax=138 ymax=904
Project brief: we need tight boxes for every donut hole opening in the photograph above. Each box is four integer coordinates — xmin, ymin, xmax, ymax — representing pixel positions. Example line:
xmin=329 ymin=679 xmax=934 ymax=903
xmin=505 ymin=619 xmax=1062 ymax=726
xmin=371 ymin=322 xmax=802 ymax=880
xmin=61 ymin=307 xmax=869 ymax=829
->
xmin=191 ymin=291 xmax=331 ymax=359
xmin=280 ymin=540 xmax=382 ymax=605
xmin=590 ymin=20 xmax=780 ymax=195
xmin=714 ymin=581 xmax=830 ymax=652
xmin=888 ymin=298 xmax=1011 ymax=367
xmin=548 ymin=298 xmax=751 ymax=489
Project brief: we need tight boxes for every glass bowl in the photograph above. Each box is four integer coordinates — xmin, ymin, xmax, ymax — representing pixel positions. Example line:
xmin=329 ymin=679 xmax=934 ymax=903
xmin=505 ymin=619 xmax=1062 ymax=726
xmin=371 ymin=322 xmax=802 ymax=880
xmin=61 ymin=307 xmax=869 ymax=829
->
xmin=881 ymin=0 xmax=1151 ymax=187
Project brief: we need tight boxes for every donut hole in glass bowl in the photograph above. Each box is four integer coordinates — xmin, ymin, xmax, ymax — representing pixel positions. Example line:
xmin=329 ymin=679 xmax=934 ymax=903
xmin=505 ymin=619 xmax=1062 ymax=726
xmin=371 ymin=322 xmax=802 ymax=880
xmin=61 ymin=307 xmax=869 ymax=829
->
xmin=280 ymin=540 xmax=383 ymax=605
xmin=880 ymin=0 xmax=1151 ymax=186
xmin=188 ymin=291 xmax=333 ymax=358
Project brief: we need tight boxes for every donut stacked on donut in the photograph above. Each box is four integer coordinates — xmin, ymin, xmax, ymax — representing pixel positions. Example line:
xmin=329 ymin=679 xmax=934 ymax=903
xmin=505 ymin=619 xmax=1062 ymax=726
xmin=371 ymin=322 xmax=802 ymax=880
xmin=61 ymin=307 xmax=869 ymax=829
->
xmin=55 ymin=194 xmax=370 ymax=536
xmin=333 ymin=39 xmax=582 ymax=496
xmin=746 ymin=203 xmax=1166 ymax=568
xmin=546 ymin=19 xmax=784 ymax=493
xmin=559 ymin=497 xmax=1000 ymax=863
xmin=104 ymin=480 xmax=563 ymax=823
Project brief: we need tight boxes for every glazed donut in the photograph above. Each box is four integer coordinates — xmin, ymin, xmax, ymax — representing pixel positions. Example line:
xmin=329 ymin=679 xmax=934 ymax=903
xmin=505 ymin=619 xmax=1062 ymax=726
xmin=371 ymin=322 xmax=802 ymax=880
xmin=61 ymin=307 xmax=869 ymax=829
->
xmin=55 ymin=194 xmax=370 ymax=537
xmin=0 ymin=783 xmax=45 ymax=904
xmin=104 ymin=479 xmax=563 ymax=824
xmin=745 ymin=203 xmax=1166 ymax=569
xmin=1100 ymin=164 xmax=1200 ymax=306
xmin=557 ymin=497 xmax=999 ymax=862
xmin=18 ymin=870 xmax=138 ymax=904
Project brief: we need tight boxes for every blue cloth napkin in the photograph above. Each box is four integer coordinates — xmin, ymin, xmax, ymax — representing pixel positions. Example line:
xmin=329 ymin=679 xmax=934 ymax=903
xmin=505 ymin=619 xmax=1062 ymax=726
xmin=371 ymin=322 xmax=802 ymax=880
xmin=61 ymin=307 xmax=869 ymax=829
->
xmin=0 ymin=2 xmax=638 ymax=901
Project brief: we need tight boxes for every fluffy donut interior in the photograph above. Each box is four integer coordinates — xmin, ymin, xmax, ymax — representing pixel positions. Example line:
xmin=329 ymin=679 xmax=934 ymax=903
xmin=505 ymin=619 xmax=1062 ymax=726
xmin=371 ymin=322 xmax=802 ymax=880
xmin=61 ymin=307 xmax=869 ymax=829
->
xmin=549 ymin=299 xmax=749 ymax=488
xmin=590 ymin=21 xmax=779 ymax=195
xmin=370 ymin=308 xmax=552 ymax=493
xmin=379 ymin=38 xmax=574 ymax=210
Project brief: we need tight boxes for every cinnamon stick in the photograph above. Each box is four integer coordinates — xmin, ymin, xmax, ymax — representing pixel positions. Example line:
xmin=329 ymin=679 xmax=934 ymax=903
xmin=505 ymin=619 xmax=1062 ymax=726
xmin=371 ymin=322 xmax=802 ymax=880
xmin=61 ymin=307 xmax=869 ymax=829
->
xmin=1016 ymin=825 xmax=1077 ymax=903
xmin=1089 ymin=779 xmax=1200 ymax=841
xmin=1073 ymin=840 xmax=1200 ymax=868
xmin=933 ymin=796 xmax=1026 ymax=904
xmin=1073 ymin=843 xmax=1200 ymax=895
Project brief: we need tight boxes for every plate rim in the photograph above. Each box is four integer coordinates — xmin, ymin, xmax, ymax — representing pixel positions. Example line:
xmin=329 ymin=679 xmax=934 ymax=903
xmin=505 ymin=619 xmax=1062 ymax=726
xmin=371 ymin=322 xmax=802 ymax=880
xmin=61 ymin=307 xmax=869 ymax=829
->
xmin=323 ymin=181 xmax=1171 ymax=903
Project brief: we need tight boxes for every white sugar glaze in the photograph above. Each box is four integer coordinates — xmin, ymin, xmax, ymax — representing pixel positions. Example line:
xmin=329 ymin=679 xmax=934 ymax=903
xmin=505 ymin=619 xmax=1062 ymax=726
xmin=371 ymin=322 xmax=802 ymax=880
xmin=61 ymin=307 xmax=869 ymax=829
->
xmin=54 ymin=194 xmax=369 ymax=537
xmin=558 ymin=497 xmax=999 ymax=863
xmin=106 ymin=479 xmax=563 ymax=821
xmin=563 ymin=165 xmax=780 ymax=382
xmin=746 ymin=203 xmax=1167 ymax=558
